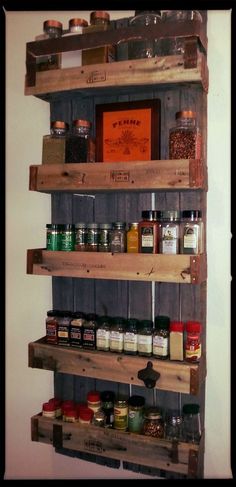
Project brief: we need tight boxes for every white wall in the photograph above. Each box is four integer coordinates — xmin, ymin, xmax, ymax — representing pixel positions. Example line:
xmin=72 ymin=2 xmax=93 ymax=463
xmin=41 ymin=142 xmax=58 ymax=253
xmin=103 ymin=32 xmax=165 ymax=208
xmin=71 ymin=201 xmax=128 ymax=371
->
xmin=5 ymin=10 xmax=232 ymax=479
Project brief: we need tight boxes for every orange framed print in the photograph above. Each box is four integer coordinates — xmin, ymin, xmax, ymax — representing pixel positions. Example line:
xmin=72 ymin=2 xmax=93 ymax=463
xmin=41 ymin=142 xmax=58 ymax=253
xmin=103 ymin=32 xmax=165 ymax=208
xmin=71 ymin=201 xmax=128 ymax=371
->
xmin=95 ymin=99 xmax=161 ymax=162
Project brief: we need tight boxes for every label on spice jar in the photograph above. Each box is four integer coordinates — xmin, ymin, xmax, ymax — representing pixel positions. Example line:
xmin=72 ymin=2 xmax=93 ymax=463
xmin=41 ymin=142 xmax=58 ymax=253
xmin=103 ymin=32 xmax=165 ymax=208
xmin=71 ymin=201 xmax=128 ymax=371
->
xmin=110 ymin=331 xmax=123 ymax=352
xmin=137 ymin=335 xmax=152 ymax=354
xmin=153 ymin=335 xmax=168 ymax=357
xmin=96 ymin=329 xmax=110 ymax=349
xmin=161 ymin=227 xmax=179 ymax=254
xmin=141 ymin=227 xmax=154 ymax=248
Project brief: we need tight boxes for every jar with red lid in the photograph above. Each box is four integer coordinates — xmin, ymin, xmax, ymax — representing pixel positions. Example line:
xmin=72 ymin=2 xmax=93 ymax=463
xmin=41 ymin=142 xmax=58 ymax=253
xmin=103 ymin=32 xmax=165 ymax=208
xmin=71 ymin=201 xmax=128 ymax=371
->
xmin=185 ymin=321 xmax=202 ymax=362
xmin=48 ymin=398 xmax=62 ymax=418
xmin=42 ymin=401 xmax=56 ymax=419
xmin=87 ymin=391 xmax=101 ymax=413
xmin=64 ymin=408 xmax=78 ymax=422
xmin=78 ymin=406 xmax=94 ymax=424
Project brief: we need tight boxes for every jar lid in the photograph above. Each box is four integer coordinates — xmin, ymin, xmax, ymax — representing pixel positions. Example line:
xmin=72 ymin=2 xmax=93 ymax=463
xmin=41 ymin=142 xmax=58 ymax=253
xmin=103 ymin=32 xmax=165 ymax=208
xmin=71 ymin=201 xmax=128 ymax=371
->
xmin=170 ymin=321 xmax=184 ymax=332
xmin=42 ymin=401 xmax=55 ymax=412
xmin=101 ymin=390 xmax=115 ymax=402
xmin=86 ymin=312 xmax=98 ymax=321
xmin=44 ymin=19 xmax=63 ymax=30
xmin=87 ymin=391 xmax=101 ymax=403
xmin=160 ymin=210 xmax=180 ymax=221
xmin=112 ymin=222 xmax=126 ymax=229
xmin=65 ymin=408 xmax=77 ymax=418
xmin=72 ymin=311 xmax=86 ymax=319
xmin=79 ymin=407 xmax=94 ymax=421
xmin=47 ymin=309 xmax=60 ymax=316
xmin=128 ymin=395 xmax=145 ymax=407
xmin=48 ymin=398 xmax=62 ymax=407
xmin=73 ymin=119 xmax=91 ymax=128
xmin=90 ymin=11 xmax=110 ymax=22
xmin=86 ymin=222 xmax=98 ymax=229
xmin=139 ymin=319 xmax=153 ymax=329
xmin=75 ymin=222 xmax=87 ymax=229
xmin=128 ymin=222 xmax=139 ymax=228
xmin=134 ymin=10 xmax=161 ymax=16
xmin=60 ymin=224 xmax=75 ymax=230
xmin=182 ymin=403 xmax=200 ymax=415
xmin=181 ymin=210 xmax=202 ymax=220
xmin=176 ymin=110 xmax=196 ymax=119
xmin=99 ymin=223 xmax=112 ymax=229
xmin=126 ymin=318 xmax=139 ymax=329
xmin=141 ymin=210 xmax=161 ymax=221
xmin=186 ymin=321 xmax=201 ymax=333
xmin=155 ymin=315 xmax=170 ymax=330
xmin=97 ymin=315 xmax=111 ymax=325
xmin=112 ymin=316 xmax=126 ymax=325
xmin=69 ymin=18 xmax=88 ymax=28
xmin=144 ymin=407 xmax=162 ymax=419
xmin=51 ymin=120 xmax=69 ymax=130
xmin=46 ymin=223 xmax=61 ymax=229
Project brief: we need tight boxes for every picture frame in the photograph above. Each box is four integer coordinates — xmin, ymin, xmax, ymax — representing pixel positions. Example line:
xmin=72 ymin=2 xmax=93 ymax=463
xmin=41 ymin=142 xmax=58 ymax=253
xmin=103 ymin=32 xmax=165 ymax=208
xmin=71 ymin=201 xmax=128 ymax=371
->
xmin=95 ymin=99 xmax=161 ymax=162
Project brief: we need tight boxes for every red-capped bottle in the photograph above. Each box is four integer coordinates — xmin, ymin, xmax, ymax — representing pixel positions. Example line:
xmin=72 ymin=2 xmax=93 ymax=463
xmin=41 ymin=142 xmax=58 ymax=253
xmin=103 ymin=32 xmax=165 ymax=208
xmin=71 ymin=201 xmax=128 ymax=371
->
xmin=185 ymin=321 xmax=201 ymax=362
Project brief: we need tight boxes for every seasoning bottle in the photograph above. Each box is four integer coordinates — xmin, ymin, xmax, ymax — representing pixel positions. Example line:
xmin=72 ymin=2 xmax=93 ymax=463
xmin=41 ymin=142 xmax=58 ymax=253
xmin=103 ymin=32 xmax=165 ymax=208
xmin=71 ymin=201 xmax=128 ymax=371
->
xmin=153 ymin=315 xmax=170 ymax=359
xmin=46 ymin=224 xmax=62 ymax=250
xmin=45 ymin=309 xmax=59 ymax=344
xmin=180 ymin=210 xmax=204 ymax=254
xmin=128 ymin=395 xmax=145 ymax=433
xmin=169 ymin=321 xmax=184 ymax=361
xmin=165 ymin=410 xmax=183 ymax=441
xmin=42 ymin=121 xmax=69 ymax=165
xmin=128 ymin=10 xmax=162 ymax=60
xmin=138 ymin=210 xmax=161 ymax=253
xmin=87 ymin=391 xmax=101 ymax=414
xmin=65 ymin=119 xmax=95 ymax=163
xmin=159 ymin=10 xmax=202 ymax=56
xmin=61 ymin=400 xmax=76 ymax=421
xmin=96 ymin=315 xmax=111 ymax=351
xmin=85 ymin=223 xmax=99 ymax=252
xmin=114 ymin=397 xmax=128 ymax=431
xmin=110 ymin=222 xmax=127 ymax=253
xmin=82 ymin=11 xmax=115 ymax=65
xmin=82 ymin=313 xmax=98 ymax=350
xmin=36 ymin=20 xmax=62 ymax=72
xmin=101 ymin=390 xmax=115 ymax=428
xmin=92 ymin=410 xmax=106 ymax=427
xmin=64 ymin=408 xmax=78 ymax=422
xmin=142 ymin=407 xmax=164 ymax=438
xmin=75 ymin=222 xmax=87 ymax=251
xmin=70 ymin=311 xmax=86 ymax=348
xmin=123 ymin=318 xmax=139 ymax=355
xmin=169 ymin=111 xmax=202 ymax=160
xmin=61 ymin=18 xmax=88 ymax=69
xmin=48 ymin=398 xmax=62 ymax=418
xmin=185 ymin=321 xmax=202 ymax=362
xmin=109 ymin=317 xmax=126 ymax=353
xmin=98 ymin=223 xmax=112 ymax=252
xmin=159 ymin=210 xmax=180 ymax=254
xmin=78 ymin=407 xmax=94 ymax=424
xmin=182 ymin=403 xmax=201 ymax=443
xmin=137 ymin=319 xmax=153 ymax=357
xmin=42 ymin=401 xmax=56 ymax=419
xmin=127 ymin=222 xmax=139 ymax=253
xmin=60 ymin=224 xmax=75 ymax=251
xmin=57 ymin=310 xmax=72 ymax=346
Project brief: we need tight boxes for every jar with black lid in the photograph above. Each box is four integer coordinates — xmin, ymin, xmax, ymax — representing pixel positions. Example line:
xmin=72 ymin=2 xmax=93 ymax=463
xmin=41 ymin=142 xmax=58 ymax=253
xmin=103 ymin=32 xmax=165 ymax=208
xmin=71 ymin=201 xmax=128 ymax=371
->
xmin=128 ymin=11 xmax=162 ymax=60
xmin=137 ymin=319 xmax=153 ymax=356
xmin=180 ymin=210 xmax=204 ymax=254
xmin=60 ymin=224 xmax=75 ymax=251
xmin=46 ymin=309 xmax=60 ymax=344
xmin=159 ymin=210 xmax=180 ymax=254
xmin=123 ymin=318 xmax=139 ymax=355
xmin=128 ymin=395 xmax=145 ymax=433
xmin=96 ymin=315 xmax=111 ymax=351
xmin=57 ymin=310 xmax=72 ymax=346
xmin=75 ymin=222 xmax=87 ymax=251
xmin=82 ymin=313 xmax=98 ymax=350
xmin=98 ymin=223 xmax=112 ymax=252
xmin=153 ymin=315 xmax=170 ymax=359
xmin=46 ymin=224 xmax=62 ymax=250
xmin=109 ymin=317 xmax=126 ymax=353
xmin=138 ymin=210 xmax=161 ymax=253
xmin=65 ymin=119 xmax=95 ymax=163
xmin=86 ymin=223 xmax=99 ymax=252
xmin=70 ymin=311 xmax=86 ymax=348
xmin=101 ymin=390 xmax=115 ymax=428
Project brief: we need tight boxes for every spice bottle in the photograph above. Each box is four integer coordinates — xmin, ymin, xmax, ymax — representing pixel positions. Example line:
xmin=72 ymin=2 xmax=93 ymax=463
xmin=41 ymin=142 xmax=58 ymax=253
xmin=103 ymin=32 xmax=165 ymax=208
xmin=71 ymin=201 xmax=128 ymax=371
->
xmin=75 ymin=222 xmax=87 ymax=251
xmin=114 ymin=397 xmax=128 ymax=431
xmin=127 ymin=222 xmax=139 ymax=253
xmin=185 ymin=321 xmax=202 ymax=362
xmin=128 ymin=10 xmax=162 ymax=60
xmin=110 ymin=222 xmax=127 ymax=253
xmin=82 ymin=313 xmax=98 ymax=350
xmin=48 ymin=398 xmax=62 ymax=418
xmin=123 ymin=318 xmax=139 ymax=355
xmin=36 ymin=20 xmax=62 ymax=72
xmin=60 ymin=224 xmax=75 ymax=251
xmin=65 ymin=119 xmax=95 ymax=163
xmin=142 ymin=407 xmax=164 ymax=438
xmin=85 ymin=223 xmax=99 ymax=252
xmin=159 ymin=10 xmax=202 ymax=56
xmin=42 ymin=401 xmax=56 ymax=419
xmin=165 ymin=410 xmax=183 ymax=441
xmin=78 ymin=407 xmax=94 ymax=424
xmin=169 ymin=321 xmax=184 ymax=361
xmin=42 ymin=121 xmax=69 ymax=165
xmin=98 ymin=223 xmax=112 ymax=252
xmin=182 ymin=403 xmax=201 ymax=443
xmin=109 ymin=317 xmax=126 ymax=353
xmin=57 ymin=310 xmax=72 ymax=346
xmin=137 ymin=319 xmax=153 ymax=356
xmin=70 ymin=311 xmax=86 ymax=348
xmin=82 ymin=11 xmax=115 ymax=65
xmin=128 ymin=395 xmax=145 ymax=433
xmin=180 ymin=210 xmax=204 ymax=254
xmin=61 ymin=18 xmax=88 ymax=69
xmin=138 ymin=210 xmax=160 ymax=253
xmin=46 ymin=224 xmax=62 ymax=250
xmin=101 ymin=390 xmax=115 ymax=428
xmin=169 ymin=110 xmax=202 ymax=160
xmin=96 ymin=315 xmax=111 ymax=351
xmin=46 ymin=309 xmax=59 ymax=344
xmin=87 ymin=391 xmax=101 ymax=414
xmin=153 ymin=315 xmax=170 ymax=359
xmin=159 ymin=210 xmax=180 ymax=254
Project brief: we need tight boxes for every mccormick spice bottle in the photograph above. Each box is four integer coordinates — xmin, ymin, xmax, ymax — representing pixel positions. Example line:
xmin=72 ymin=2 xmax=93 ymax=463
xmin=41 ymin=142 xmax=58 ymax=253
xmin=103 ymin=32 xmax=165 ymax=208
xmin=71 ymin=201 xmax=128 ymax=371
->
xmin=70 ymin=311 xmax=86 ymax=348
xmin=35 ymin=20 xmax=63 ymax=72
xmin=138 ymin=210 xmax=160 ymax=253
xmin=61 ymin=18 xmax=88 ymax=69
xmin=180 ymin=210 xmax=204 ymax=254
xmin=42 ymin=121 xmax=69 ymax=165
xmin=82 ymin=11 xmax=115 ymax=65
xmin=65 ymin=119 xmax=95 ymax=163
xmin=128 ymin=10 xmax=162 ymax=60
xmin=87 ymin=391 xmax=101 ymax=414
xmin=185 ymin=321 xmax=202 ymax=362
xmin=169 ymin=110 xmax=202 ymax=160
xmin=46 ymin=309 xmax=59 ymax=344
xmin=57 ymin=311 xmax=72 ymax=346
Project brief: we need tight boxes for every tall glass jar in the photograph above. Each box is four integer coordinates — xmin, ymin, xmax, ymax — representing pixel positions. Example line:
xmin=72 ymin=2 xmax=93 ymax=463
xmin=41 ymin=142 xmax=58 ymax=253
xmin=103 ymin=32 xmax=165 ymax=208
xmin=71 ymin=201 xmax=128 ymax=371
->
xmin=180 ymin=210 xmax=204 ymax=254
xmin=169 ymin=110 xmax=202 ymax=160
xmin=61 ymin=18 xmax=88 ymax=69
xmin=36 ymin=20 xmax=62 ymax=71
xmin=159 ymin=10 xmax=203 ymax=56
xmin=128 ymin=10 xmax=162 ymax=60
xmin=82 ymin=11 xmax=115 ymax=65
xmin=159 ymin=210 xmax=180 ymax=254
xmin=65 ymin=119 xmax=94 ymax=163
xmin=165 ymin=410 xmax=183 ymax=441
xmin=153 ymin=315 xmax=170 ymax=359
xmin=42 ymin=121 xmax=69 ymax=165
xmin=182 ymin=403 xmax=201 ymax=444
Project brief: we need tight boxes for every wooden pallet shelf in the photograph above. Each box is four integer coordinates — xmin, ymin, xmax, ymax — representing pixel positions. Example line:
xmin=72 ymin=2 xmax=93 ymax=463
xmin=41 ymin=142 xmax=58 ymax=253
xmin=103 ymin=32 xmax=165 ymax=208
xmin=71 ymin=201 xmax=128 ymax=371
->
xmin=27 ymin=249 xmax=207 ymax=284
xmin=29 ymin=159 xmax=207 ymax=193
xmin=31 ymin=412 xmax=203 ymax=477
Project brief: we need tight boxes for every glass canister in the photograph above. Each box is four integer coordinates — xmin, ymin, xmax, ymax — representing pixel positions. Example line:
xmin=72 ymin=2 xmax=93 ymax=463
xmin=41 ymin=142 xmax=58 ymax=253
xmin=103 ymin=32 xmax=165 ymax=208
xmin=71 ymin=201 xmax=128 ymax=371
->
xmin=159 ymin=10 xmax=203 ymax=56
xmin=82 ymin=11 xmax=115 ymax=65
xmin=98 ymin=223 xmax=112 ymax=252
xmin=182 ymin=403 xmax=201 ymax=444
xmin=42 ymin=122 xmax=69 ymax=164
xmin=128 ymin=10 xmax=162 ymax=60
xmin=142 ymin=407 xmax=164 ymax=438
xmin=165 ymin=410 xmax=183 ymax=441
xmin=180 ymin=210 xmax=204 ymax=254
xmin=96 ymin=315 xmax=111 ymax=351
xmin=128 ymin=395 xmax=145 ymax=433
xmin=152 ymin=315 xmax=170 ymax=359
xmin=110 ymin=222 xmax=127 ymax=253
xmin=65 ymin=119 xmax=94 ymax=163
xmin=185 ymin=321 xmax=202 ymax=363
xmin=123 ymin=318 xmax=139 ymax=355
xmin=75 ymin=222 xmax=87 ymax=251
xmin=109 ymin=317 xmax=126 ymax=353
xmin=85 ymin=223 xmax=99 ymax=252
xmin=169 ymin=110 xmax=202 ymax=160
xmin=127 ymin=222 xmax=139 ymax=253
xmin=61 ymin=18 xmax=88 ymax=69
xmin=138 ymin=210 xmax=161 ymax=254
xmin=137 ymin=319 xmax=153 ymax=357
xmin=159 ymin=210 xmax=180 ymax=254
xmin=36 ymin=20 xmax=63 ymax=72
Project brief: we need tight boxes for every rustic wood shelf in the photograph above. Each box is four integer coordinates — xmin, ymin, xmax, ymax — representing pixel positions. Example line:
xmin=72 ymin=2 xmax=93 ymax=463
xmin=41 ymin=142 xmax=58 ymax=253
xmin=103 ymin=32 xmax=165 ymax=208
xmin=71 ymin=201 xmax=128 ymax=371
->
xmin=27 ymin=249 xmax=207 ymax=284
xmin=29 ymin=160 xmax=207 ymax=193
xmin=29 ymin=337 xmax=206 ymax=395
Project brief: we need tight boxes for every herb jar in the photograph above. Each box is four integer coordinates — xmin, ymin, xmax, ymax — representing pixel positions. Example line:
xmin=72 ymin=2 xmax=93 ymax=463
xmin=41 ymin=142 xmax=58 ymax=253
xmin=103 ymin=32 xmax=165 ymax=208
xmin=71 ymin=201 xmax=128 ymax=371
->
xmin=60 ymin=224 xmax=75 ymax=251
xmin=127 ymin=222 xmax=139 ymax=253
xmin=82 ymin=313 xmax=98 ymax=350
xmin=61 ymin=18 xmax=88 ymax=69
xmin=128 ymin=395 xmax=145 ymax=433
xmin=128 ymin=10 xmax=162 ymax=60
xmin=65 ymin=119 xmax=94 ymax=163
xmin=85 ymin=223 xmax=99 ymax=252
xmin=46 ymin=224 xmax=62 ymax=250
xmin=98 ymin=223 xmax=112 ymax=252
xmin=96 ymin=315 xmax=111 ymax=351
xmin=114 ymin=398 xmax=128 ymax=431
xmin=137 ymin=319 xmax=153 ymax=357
xmin=109 ymin=317 xmax=126 ymax=353
xmin=169 ymin=110 xmax=202 ymax=160
xmin=110 ymin=222 xmax=127 ymax=253
xmin=159 ymin=10 xmax=202 ymax=56
xmin=42 ymin=122 xmax=69 ymax=165
xmin=182 ymin=403 xmax=201 ymax=444
xmin=123 ymin=318 xmax=139 ymax=355
xmin=153 ymin=315 xmax=170 ymax=359
xmin=180 ymin=210 xmax=204 ymax=254
xmin=75 ymin=222 xmax=87 ymax=251
xmin=101 ymin=390 xmax=115 ymax=428
xmin=138 ymin=210 xmax=161 ymax=253
xmin=159 ymin=210 xmax=180 ymax=254
xmin=142 ymin=408 xmax=164 ymax=438
xmin=46 ymin=309 xmax=60 ymax=344
xmin=82 ymin=11 xmax=115 ymax=65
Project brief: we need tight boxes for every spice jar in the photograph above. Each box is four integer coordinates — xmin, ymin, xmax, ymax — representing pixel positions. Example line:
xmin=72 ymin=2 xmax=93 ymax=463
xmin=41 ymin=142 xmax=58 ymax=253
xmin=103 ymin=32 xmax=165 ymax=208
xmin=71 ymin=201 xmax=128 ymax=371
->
xmin=159 ymin=210 xmax=180 ymax=254
xmin=50 ymin=121 xmax=69 ymax=138
xmin=110 ymin=222 xmax=127 ymax=253
xmin=159 ymin=10 xmax=203 ymax=56
xmin=64 ymin=408 xmax=78 ymax=422
xmin=98 ymin=223 xmax=112 ymax=252
xmin=42 ymin=122 xmax=69 ymax=165
xmin=128 ymin=395 xmax=145 ymax=433
xmin=127 ymin=222 xmax=139 ymax=253
xmin=128 ymin=10 xmax=162 ymax=60
xmin=169 ymin=110 xmax=202 ymax=160
xmin=182 ymin=403 xmax=201 ymax=443
xmin=48 ymin=398 xmax=62 ymax=418
xmin=185 ymin=321 xmax=202 ymax=362
xmin=82 ymin=313 xmax=98 ymax=349
xmin=137 ymin=319 xmax=153 ymax=357
xmin=180 ymin=210 xmax=204 ymax=254
xmin=46 ymin=224 xmax=62 ymax=250
xmin=153 ymin=315 xmax=170 ymax=359
xmin=142 ymin=408 xmax=164 ymax=438
xmin=46 ymin=309 xmax=60 ymax=344
xmin=85 ymin=223 xmax=99 ymax=252
xmin=60 ymin=224 xmax=75 ymax=251
xmin=169 ymin=321 xmax=184 ymax=361
xmin=75 ymin=222 xmax=87 ymax=251
xmin=92 ymin=410 xmax=106 ymax=427
xmin=78 ymin=406 xmax=94 ymax=424
xmin=70 ymin=311 xmax=86 ymax=348
xmin=36 ymin=20 xmax=62 ymax=72
xmin=114 ymin=398 xmax=128 ymax=431
xmin=109 ymin=317 xmax=126 ymax=353
xmin=101 ymin=390 xmax=115 ymax=428
xmin=61 ymin=18 xmax=88 ymax=69
xmin=138 ymin=210 xmax=161 ymax=253
xmin=57 ymin=310 xmax=72 ymax=346
xmin=165 ymin=410 xmax=183 ymax=441
xmin=96 ymin=315 xmax=111 ymax=351
xmin=87 ymin=391 xmax=101 ymax=414
xmin=42 ymin=401 xmax=56 ymax=419
xmin=65 ymin=119 xmax=95 ymax=163
xmin=123 ymin=318 xmax=139 ymax=355
xmin=82 ymin=11 xmax=115 ymax=65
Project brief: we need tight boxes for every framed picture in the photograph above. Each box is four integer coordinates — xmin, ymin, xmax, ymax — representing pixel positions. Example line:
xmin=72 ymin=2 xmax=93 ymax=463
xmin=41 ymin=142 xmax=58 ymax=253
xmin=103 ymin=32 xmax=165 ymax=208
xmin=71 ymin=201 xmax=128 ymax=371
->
xmin=95 ymin=99 xmax=161 ymax=162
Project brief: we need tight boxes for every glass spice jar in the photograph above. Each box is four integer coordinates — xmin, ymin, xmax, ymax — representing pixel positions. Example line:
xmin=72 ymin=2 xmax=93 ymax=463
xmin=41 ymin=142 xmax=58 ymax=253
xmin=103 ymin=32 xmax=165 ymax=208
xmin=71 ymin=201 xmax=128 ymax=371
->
xmin=45 ymin=309 xmax=60 ymax=344
xmin=85 ymin=223 xmax=99 ymax=252
xmin=159 ymin=10 xmax=203 ymax=56
xmin=127 ymin=222 xmax=139 ymax=253
xmin=180 ymin=210 xmax=204 ymax=254
xmin=60 ymin=224 xmax=75 ymax=251
xmin=46 ymin=224 xmax=62 ymax=250
xmin=185 ymin=321 xmax=202 ymax=363
xmin=75 ymin=222 xmax=87 ymax=251
xmin=138 ymin=210 xmax=161 ymax=253
xmin=61 ymin=18 xmax=88 ymax=69
xmin=182 ymin=403 xmax=201 ymax=444
xmin=137 ymin=319 xmax=153 ymax=357
xmin=114 ymin=397 xmax=128 ymax=431
xmin=42 ymin=401 xmax=56 ymax=419
xmin=82 ymin=313 xmax=98 ymax=350
xmin=169 ymin=110 xmax=202 ymax=160
xmin=82 ymin=11 xmax=115 ymax=65
xmin=36 ymin=20 xmax=63 ymax=72
xmin=98 ymin=223 xmax=112 ymax=252
xmin=96 ymin=315 xmax=111 ymax=351
xmin=159 ymin=210 xmax=180 ymax=254
xmin=70 ymin=311 xmax=86 ymax=348
xmin=57 ymin=310 xmax=72 ymax=346
xmin=110 ymin=222 xmax=127 ymax=253
xmin=101 ymin=390 xmax=115 ymax=428
xmin=142 ymin=407 xmax=164 ymax=438
xmin=109 ymin=317 xmax=126 ymax=353
xmin=152 ymin=315 xmax=170 ymax=359
xmin=123 ymin=318 xmax=139 ymax=355
xmin=128 ymin=10 xmax=162 ymax=60
xmin=42 ymin=122 xmax=69 ymax=164
xmin=87 ymin=391 xmax=101 ymax=414
xmin=165 ymin=410 xmax=183 ymax=441
xmin=65 ymin=119 xmax=94 ymax=163
xmin=128 ymin=395 xmax=145 ymax=433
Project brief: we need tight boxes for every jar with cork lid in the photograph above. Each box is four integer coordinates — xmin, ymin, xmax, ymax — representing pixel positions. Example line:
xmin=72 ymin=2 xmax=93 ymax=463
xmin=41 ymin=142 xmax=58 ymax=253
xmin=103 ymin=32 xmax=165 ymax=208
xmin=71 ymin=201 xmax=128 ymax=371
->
xmin=169 ymin=110 xmax=202 ymax=160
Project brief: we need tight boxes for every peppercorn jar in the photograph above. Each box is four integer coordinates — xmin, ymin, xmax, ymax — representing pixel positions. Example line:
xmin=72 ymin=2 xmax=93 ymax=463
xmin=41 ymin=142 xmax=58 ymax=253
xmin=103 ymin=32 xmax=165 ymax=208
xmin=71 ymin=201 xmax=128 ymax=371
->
xmin=180 ymin=210 xmax=204 ymax=254
xmin=127 ymin=222 xmax=139 ymax=253
xmin=65 ymin=119 xmax=95 ymax=163
xmin=128 ymin=10 xmax=162 ymax=60
xmin=85 ymin=223 xmax=99 ymax=252
xmin=169 ymin=110 xmax=202 ymax=160
xmin=138 ymin=210 xmax=161 ymax=253
xmin=153 ymin=315 xmax=170 ymax=359
xmin=137 ymin=319 xmax=153 ymax=357
xmin=75 ymin=222 xmax=87 ymax=251
xmin=128 ymin=395 xmax=145 ymax=433
xmin=36 ymin=20 xmax=63 ymax=72
xmin=61 ymin=18 xmax=88 ymax=69
xmin=110 ymin=222 xmax=127 ymax=253
xmin=98 ymin=223 xmax=112 ymax=252
xmin=123 ymin=318 xmax=139 ymax=355
xmin=159 ymin=10 xmax=202 ymax=56
xmin=159 ymin=210 xmax=180 ymax=254
xmin=83 ymin=313 xmax=98 ymax=350
xmin=185 ymin=321 xmax=202 ymax=363
xmin=82 ymin=11 xmax=115 ymax=65
xmin=101 ymin=390 xmax=115 ymax=428
xmin=109 ymin=317 xmax=126 ymax=353
xmin=182 ymin=403 xmax=201 ymax=444
xmin=142 ymin=408 xmax=164 ymax=438
xmin=96 ymin=315 xmax=111 ymax=351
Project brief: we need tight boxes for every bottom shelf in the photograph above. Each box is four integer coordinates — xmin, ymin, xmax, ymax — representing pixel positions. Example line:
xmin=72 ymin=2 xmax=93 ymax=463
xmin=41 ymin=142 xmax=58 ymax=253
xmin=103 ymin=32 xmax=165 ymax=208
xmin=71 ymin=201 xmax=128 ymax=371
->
xmin=31 ymin=413 xmax=203 ymax=478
